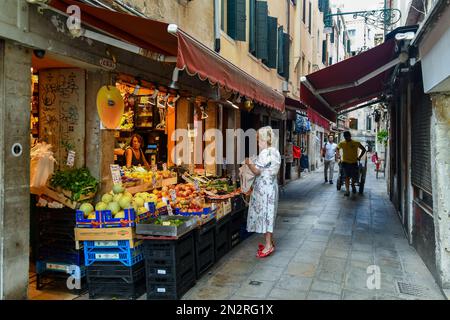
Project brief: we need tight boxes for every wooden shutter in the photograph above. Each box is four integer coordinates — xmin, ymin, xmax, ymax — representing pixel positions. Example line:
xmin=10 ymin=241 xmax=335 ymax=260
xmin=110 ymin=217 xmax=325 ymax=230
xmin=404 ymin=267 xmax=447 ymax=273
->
xmin=249 ymin=0 xmax=256 ymax=54
xmin=283 ymin=32 xmax=290 ymax=79
xmin=256 ymin=1 xmax=268 ymax=61
xmin=266 ymin=16 xmax=278 ymax=69
xmin=227 ymin=0 xmax=246 ymax=41
xmin=277 ymin=26 xmax=284 ymax=75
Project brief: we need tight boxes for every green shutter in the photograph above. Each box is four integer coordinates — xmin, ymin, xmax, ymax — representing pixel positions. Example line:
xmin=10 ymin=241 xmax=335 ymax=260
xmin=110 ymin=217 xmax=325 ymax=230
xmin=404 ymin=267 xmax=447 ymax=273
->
xmin=308 ymin=2 xmax=312 ymax=32
xmin=330 ymin=27 xmax=334 ymax=43
xmin=277 ymin=27 xmax=284 ymax=75
xmin=322 ymin=40 xmax=327 ymax=64
xmin=266 ymin=17 xmax=278 ymax=68
xmin=347 ymin=39 xmax=351 ymax=52
xmin=283 ymin=32 xmax=290 ymax=79
xmin=227 ymin=0 xmax=237 ymax=39
xmin=235 ymin=0 xmax=246 ymax=41
xmin=249 ymin=0 xmax=256 ymax=54
xmin=256 ymin=1 xmax=268 ymax=61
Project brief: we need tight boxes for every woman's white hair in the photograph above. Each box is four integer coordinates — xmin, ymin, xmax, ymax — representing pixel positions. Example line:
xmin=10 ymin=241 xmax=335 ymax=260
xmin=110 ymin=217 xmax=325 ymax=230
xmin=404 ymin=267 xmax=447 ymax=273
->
xmin=258 ymin=126 xmax=278 ymax=148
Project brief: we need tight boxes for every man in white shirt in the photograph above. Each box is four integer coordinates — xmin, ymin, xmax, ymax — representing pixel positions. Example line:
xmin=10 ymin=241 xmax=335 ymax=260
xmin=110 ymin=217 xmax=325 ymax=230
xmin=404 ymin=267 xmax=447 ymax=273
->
xmin=322 ymin=134 xmax=337 ymax=184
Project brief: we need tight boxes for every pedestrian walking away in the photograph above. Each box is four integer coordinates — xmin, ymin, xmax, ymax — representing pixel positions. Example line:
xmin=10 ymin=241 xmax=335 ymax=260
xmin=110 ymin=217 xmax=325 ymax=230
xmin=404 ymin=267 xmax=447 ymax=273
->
xmin=245 ymin=126 xmax=281 ymax=258
xmin=322 ymin=134 xmax=337 ymax=184
xmin=336 ymin=131 xmax=366 ymax=197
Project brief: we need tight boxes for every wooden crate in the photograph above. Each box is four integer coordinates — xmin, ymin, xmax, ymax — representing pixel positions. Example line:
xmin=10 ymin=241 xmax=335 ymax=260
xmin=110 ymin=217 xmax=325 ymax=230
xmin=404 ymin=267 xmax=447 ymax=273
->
xmin=42 ymin=186 xmax=78 ymax=209
xmin=126 ymin=183 xmax=153 ymax=195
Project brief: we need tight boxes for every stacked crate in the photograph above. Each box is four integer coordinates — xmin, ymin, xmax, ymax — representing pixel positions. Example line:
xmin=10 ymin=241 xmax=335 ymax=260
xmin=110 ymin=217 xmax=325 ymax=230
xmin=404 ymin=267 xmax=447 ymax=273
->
xmin=194 ymin=219 xmax=216 ymax=279
xmin=214 ymin=214 xmax=230 ymax=262
xmin=84 ymin=240 xmax=145 ymax=300
xmin=143 ymin=231 xmax=196 ymax=300
xmin=36 ymin=207 xmax=85 ymax=292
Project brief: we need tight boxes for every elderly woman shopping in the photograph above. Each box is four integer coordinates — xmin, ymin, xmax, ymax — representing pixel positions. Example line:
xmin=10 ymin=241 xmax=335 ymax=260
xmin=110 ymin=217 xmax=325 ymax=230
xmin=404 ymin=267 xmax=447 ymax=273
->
xmin=245 ymin=126 xmax=281 ymax=258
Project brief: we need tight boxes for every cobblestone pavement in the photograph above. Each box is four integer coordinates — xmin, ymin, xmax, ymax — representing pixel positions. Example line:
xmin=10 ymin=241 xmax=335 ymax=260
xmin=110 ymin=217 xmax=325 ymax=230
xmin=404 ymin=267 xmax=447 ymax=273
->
xmin=182 ymin=162 xmax=445 ymax=300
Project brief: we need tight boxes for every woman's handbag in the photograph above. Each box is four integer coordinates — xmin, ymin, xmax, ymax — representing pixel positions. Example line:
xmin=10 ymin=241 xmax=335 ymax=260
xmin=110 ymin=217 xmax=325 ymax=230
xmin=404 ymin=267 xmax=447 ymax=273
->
xmin=239 ymin=164 xmax=256 ymax=194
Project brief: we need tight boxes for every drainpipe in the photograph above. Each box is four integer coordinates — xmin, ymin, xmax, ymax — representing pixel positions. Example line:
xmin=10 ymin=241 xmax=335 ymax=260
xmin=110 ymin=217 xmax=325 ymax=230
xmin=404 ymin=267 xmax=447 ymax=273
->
xmin=214 ymin=0 xmax=221 ymax=52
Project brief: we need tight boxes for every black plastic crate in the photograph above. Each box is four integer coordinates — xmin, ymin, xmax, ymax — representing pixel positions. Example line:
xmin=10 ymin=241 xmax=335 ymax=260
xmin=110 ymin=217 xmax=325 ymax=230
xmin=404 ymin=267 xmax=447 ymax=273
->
xmin=86 ymin=261 xmax=145 ymax=281
xmin=145 ymin=254 xmax=195 ymax=282
xmin=38 ymin=247 xmax=84 ymax=265
xmin=143 ymin=231 xmax=195 ymax=262
xmin=37 ymin=208 xmax=76 ymax=223
xmin=231 ymin=195 xmax=245 ymax=212
xmin=87 ymin=261 xmax=146 ymax=300
xmin=146 ymin=273 xmax=196 ymax=300
xmin=229 ymin=209 xmax=245 ymax=248
xmin=194 ymin=219 xmax=215 ymax=279
xmin=88 ymin=279 xmax=146 ymax=300
xmin=215 ymin=215 xmax=230 ymax=261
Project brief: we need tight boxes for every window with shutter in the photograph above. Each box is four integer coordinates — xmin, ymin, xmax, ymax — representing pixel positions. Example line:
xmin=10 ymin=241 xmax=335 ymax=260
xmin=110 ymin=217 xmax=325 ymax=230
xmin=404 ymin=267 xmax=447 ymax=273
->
xmin=256 ymin=1 xmax=268 ymax=61
xmin=283 ymin=33 xmax=290 ymax=79
xmin=322 ymin=40 xmax=327 ymax=64
xmin=249 ymin=0 xmax=256 ymax=55
xmin=308 ymin=2 xmax=312 ymax=33
xmin=347 ymin=39 xmax=351 ymax=52
xmin=277 ymin=26 xmax=284 ymax=75
xmin=330 ymin=27 xmax=334 ymax=43
xmin=226 ymin=0 xmax=246 ymax=41
xmin=265 ymin=17 xmax=278 ymax=69
xmin=329 ymin=56 xmax=332 ymax=65
xmin=302 ymin=0 xmax=306 ymax=23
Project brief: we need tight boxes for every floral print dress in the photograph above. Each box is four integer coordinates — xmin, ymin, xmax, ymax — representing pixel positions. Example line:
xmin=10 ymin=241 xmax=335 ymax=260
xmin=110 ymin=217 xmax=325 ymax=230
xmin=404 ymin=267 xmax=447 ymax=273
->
xmin=246 ymin=147 xmax=281 ymax=234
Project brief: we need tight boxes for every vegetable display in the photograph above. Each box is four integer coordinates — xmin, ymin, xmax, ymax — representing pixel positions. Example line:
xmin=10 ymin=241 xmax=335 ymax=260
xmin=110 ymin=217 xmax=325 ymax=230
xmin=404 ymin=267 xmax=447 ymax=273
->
xmin=49 ymin=168 xmax=98 ymax=201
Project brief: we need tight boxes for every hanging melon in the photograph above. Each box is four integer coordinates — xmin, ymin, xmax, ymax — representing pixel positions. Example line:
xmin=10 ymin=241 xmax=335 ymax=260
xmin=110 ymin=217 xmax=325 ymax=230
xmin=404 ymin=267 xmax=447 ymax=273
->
xmin=96 ymin=85 xmax=124 ymax=129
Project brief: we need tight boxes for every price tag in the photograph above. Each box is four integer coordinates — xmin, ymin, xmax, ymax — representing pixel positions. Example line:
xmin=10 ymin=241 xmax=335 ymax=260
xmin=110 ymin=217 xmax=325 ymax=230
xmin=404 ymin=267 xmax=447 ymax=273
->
xmin=152 ymin=164 xmax=157 ymax=172
xmin=162 ymin=197 xmax=173 ymax=215
xmin=194 ymin=180 xmax=200 ymax=192
xmin=162 ymin=163 xmax=167 ymax=171
xmin=110 ymin=165 xmax=122 ymax=186
xmin=152 ymin=175 xmax=157 ymax=187
xmin=67 ymin=151 xmax=76 ymax=167
xmin=157 ymin=269 xmax=167 ymax=275
xmin=170 ymin=189 xmax=177 ymax=202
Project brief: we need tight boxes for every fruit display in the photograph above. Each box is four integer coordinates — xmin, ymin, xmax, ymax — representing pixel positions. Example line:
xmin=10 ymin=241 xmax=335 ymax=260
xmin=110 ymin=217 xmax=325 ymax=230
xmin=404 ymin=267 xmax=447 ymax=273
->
xmin=122 ymin=166 xmax=177 ymax=186
xmin=151 ymin=217 xmax=184 ymax=227
xmin=80 ymin=183 xmax=154 ymax=219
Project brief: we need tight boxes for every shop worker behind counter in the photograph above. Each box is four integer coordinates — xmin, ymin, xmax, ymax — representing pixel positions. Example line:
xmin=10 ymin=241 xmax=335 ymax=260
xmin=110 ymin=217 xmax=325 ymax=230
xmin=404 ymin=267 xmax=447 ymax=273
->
xmin=336 ymin=131 xmax=366 ymax=197
xmin=126 ymin=133 xmax=151 ymax=170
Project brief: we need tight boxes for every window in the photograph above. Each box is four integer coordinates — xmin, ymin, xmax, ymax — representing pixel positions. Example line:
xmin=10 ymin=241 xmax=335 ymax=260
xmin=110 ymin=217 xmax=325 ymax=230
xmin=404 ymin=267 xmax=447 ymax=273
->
xmin=308 ymin=2 xmax=312 ymax=33
xmin=349 ymin=118 xmax=358 ymax=130
xmin=224 ymin=0 xmax=246 ymax=41
xmin=348 ymin=29 xmax=356 ymax=37
xmin=249 ymin=0 xmax=256 ymax=54
xmin=255 ymin=0 xmax=268 ymax=60
xmin=322 ymin=40 xmax=327 ymax=64
xmin=302 ymin=0 xmax=306 ymax=23
xmin=366 ymin=115 xmax=372 ymax=131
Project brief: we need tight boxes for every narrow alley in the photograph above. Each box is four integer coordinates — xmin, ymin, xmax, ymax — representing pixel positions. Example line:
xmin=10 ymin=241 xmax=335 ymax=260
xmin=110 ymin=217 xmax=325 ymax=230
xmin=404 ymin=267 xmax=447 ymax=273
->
xmin=182 ymin=163 xmax=444 ymax=300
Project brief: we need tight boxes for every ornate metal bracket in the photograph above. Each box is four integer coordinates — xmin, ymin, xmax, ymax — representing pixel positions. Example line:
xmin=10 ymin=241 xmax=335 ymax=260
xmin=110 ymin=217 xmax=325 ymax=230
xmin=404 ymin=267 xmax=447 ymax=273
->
xmin=325 ymin=9 xmax=402 ymax=30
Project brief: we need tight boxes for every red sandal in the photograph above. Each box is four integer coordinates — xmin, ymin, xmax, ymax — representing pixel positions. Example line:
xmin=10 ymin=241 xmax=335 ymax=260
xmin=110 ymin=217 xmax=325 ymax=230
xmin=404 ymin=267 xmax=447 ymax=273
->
xmin=257 ymin=246 xmax=275 ymax=258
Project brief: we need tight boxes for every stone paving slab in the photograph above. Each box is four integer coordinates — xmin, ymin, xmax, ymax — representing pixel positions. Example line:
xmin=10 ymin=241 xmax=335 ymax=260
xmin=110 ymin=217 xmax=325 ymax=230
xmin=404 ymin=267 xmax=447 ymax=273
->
xmin=181 ymin=163 xmax=444 ymax=301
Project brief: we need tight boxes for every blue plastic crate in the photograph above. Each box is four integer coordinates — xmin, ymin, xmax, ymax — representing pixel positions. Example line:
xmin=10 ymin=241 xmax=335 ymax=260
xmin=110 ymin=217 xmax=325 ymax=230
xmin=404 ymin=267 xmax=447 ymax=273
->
xmin=103 ymin=208 xmax=151 ymax=228
xmin=84 ymin=244 xmax=144 ymax=267
xmin=76 ymin=210 xmax=104 ymax=228
xmin=84 ymin=239 xmax=143 ymax=250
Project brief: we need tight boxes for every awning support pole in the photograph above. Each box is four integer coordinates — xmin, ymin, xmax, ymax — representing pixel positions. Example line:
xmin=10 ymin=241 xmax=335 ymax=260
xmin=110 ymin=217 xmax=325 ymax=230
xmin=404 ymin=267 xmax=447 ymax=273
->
xmin=300 ymin=76 xmax=337 ymax=116
xmin=337 ymin=99 xmax=384 ymax=115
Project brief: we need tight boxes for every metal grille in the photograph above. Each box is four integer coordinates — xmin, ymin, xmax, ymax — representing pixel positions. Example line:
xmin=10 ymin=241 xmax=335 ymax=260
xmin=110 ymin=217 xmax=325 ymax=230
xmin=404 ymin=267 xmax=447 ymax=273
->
xmin=411 ymin=89 xmax=433 ymax=195
xmin=396 ymin=282 xmax=429 ymax=297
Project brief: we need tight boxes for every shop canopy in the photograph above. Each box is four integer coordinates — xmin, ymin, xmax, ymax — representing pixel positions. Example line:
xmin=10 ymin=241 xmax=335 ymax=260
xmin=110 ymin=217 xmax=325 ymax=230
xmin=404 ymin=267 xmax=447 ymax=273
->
xmin=300 ymin=38 xmax=403 ymax=123
xmin=48 ymin=0 xmax=285 ymax=112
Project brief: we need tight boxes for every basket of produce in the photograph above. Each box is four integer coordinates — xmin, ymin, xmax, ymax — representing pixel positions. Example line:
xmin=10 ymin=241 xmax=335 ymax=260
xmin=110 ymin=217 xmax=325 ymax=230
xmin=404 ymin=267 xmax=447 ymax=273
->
xmin=136 ymin=215 xmax=197 ymax=237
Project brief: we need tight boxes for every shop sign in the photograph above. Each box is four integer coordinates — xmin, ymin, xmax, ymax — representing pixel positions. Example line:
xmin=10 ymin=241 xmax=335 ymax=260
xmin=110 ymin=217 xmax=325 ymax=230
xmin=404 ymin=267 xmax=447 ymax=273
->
xmin=110 ymin=164 xmax=122 ymax=185
xmin=99 ymin=58 xmax=117 ymax=71
xmin=67 ymin=150 xmax=76 ymax=167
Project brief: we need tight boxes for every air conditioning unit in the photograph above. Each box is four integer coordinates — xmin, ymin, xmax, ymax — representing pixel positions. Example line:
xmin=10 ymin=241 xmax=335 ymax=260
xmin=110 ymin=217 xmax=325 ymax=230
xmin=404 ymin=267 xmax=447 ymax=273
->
xmin=282 ymin=81 xmax=289 ymax=93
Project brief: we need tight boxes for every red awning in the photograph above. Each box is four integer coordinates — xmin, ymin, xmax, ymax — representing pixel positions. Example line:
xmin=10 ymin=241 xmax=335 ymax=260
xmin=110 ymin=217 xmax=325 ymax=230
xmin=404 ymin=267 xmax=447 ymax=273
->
xmin=300 ymin=39 xmax=399 ymax=122
xmin=49 ymin=0 xmax=285 ymax=111
xmin=307 ymin=107 xmax=330 ymax=130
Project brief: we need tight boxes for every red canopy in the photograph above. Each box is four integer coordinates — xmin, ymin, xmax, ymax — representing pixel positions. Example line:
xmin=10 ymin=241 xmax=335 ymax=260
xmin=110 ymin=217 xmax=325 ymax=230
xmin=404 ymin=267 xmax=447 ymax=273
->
xmin=307 ymin=107 xmax=330 ymax=130
xmin=300 ymin=39 xmax=398 ymax=122
xmin=49 ymin=0 xmax=285 ymax=111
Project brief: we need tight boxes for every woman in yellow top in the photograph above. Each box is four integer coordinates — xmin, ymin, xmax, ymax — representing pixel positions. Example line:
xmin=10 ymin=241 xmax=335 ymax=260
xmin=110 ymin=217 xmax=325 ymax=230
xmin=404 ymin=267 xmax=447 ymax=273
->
xmin=336 ymin=131 xmax=366 ymax=196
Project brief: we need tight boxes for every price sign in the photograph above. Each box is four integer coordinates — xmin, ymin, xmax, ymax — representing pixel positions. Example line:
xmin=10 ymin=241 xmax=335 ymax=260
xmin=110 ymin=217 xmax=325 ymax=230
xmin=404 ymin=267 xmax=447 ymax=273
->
xmin=162 ymin=163 xmax=167 ymax=171
xmin=162 ymin=197 xmax=173 ymax=215
xmin=194 ymin=180 xmax=200 ymax=192
xmin=152 ymin=164 xmax=157 ymax=172
xmin=170 ymin=189 xmax=177 ymax=202
xmin=152 ymin=175 xmax=157 ymax=187
xmin=67 ymin=151 xmax=76 ymax=167
xmin=110 ymin=165 xmax=122 ymax=186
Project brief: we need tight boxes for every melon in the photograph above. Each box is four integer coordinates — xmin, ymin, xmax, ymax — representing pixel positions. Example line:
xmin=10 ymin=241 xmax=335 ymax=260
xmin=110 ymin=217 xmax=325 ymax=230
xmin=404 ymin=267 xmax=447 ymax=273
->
xmin=114 ymin=211 xmax=125 ymax=219
xmin=95 ymin=201 xmax=108 ymax=211
xmin=112 ymin=184 xmax=125 ymax=194
xmin=113 ymin=193 xmax=123 ymax=203
xmin=107 ymin=201 xmax=121 ymax=215
xmin=79 ymin=203 xmax=94 ymax=215
xmin=133 ymin=197 xmax=145 ymax=208
xmin=123 ymin=191 xmax=133 ymax=199
xmin=119 ymin=196 xmax=132 ymax=209
xmin=102 ymin=193 xmax=113 ymax=204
